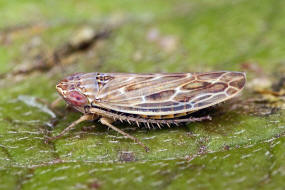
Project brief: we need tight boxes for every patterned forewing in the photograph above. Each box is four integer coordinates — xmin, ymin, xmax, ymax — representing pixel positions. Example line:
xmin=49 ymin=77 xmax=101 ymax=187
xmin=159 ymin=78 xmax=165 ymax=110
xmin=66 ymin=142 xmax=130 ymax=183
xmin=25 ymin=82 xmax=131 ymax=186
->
xmin=95 ymin=72 xmax=246 ymax=116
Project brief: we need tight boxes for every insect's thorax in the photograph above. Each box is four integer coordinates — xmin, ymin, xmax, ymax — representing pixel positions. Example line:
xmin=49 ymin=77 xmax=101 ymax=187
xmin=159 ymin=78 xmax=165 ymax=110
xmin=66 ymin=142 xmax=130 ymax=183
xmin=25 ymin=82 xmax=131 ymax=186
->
xmin=71 ymin=73 xmax=112 ymax=102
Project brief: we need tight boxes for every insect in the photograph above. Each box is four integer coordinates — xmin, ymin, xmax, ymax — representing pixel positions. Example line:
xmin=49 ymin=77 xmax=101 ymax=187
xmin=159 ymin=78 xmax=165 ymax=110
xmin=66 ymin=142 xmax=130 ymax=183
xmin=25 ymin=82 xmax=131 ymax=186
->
xmin=49 ymin=71 xmax=246 ymax=151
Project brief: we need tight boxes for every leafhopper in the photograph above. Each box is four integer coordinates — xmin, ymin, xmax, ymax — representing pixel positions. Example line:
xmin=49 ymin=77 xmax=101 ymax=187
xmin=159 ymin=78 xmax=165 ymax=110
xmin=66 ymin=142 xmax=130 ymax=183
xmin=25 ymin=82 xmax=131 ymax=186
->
xmin=50 ymin=72 xmax=246 ymax=151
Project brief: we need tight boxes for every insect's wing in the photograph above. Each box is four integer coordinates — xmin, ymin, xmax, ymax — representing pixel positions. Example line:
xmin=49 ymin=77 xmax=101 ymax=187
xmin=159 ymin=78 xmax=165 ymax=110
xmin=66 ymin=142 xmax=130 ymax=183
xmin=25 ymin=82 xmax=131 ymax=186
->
xmin=96 ymin=72 xmax=246 ymax=116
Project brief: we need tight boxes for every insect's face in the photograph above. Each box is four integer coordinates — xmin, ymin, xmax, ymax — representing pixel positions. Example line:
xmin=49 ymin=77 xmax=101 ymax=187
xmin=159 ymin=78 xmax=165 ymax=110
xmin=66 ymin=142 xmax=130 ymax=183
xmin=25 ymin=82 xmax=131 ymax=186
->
xmin=56 ymin=73 xmax=95 ymax=112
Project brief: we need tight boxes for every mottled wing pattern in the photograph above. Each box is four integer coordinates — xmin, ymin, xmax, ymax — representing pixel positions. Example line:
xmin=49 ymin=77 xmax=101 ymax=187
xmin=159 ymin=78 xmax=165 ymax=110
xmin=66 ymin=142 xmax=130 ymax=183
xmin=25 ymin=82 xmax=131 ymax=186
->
xmin=94 ymin=72 xmax=246 ymax=116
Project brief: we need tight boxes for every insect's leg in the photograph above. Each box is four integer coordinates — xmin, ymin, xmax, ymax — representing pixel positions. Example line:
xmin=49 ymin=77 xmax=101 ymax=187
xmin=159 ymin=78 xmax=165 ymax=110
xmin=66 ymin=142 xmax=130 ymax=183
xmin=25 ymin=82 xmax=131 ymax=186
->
xmin=50 ymin=97 xmax=63 ymax=108
xmin=186 ymin=115 xmax=212 ymax=122
xmin=100 ymin=117 xmax=150 ymax=152
xmin=47 ymin=114 xmax=95 ymax=141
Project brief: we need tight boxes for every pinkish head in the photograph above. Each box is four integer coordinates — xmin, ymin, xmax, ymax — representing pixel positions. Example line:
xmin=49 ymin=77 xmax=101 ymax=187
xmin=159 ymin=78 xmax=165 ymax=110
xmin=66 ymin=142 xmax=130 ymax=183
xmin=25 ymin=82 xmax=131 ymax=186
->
xmin=56 ymin=73 xmax=92 ymax=112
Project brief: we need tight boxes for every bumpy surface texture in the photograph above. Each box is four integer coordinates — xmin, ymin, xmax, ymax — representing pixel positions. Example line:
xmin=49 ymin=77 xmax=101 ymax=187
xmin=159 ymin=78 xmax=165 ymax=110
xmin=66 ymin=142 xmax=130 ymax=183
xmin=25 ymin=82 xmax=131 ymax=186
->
xmin=0 ymin=0 xmax=285 ymax=189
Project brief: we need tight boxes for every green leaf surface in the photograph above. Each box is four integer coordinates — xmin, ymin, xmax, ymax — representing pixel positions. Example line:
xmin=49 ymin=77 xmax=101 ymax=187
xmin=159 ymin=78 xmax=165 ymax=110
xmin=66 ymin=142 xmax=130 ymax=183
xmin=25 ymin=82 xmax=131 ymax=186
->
xmin=0 ymin=0 xmax=285 ymax=189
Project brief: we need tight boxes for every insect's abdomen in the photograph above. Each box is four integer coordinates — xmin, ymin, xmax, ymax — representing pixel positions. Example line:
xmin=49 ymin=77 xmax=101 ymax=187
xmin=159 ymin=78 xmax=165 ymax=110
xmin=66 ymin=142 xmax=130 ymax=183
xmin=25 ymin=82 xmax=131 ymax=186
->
xmin=139 ymin=112 xmax=190 ymax=119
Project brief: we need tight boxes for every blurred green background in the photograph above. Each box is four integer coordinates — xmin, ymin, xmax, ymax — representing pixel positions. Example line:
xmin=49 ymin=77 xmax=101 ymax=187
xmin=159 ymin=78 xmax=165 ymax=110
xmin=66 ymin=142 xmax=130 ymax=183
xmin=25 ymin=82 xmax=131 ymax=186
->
xmin=0 ymin=0 xmax=285 ymax=189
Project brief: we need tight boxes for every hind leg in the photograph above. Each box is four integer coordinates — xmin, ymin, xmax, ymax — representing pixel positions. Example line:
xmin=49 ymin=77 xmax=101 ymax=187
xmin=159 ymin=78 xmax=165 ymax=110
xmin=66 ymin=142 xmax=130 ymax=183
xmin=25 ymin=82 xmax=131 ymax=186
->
xmin=100 ymin=117 xmax=149 ymax=152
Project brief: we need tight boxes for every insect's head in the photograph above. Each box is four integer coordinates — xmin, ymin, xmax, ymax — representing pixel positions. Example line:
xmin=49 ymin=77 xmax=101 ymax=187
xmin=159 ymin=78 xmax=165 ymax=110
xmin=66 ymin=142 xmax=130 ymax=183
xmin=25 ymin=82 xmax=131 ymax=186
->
xmin=56 ymin=73 xmax=90 ymax=111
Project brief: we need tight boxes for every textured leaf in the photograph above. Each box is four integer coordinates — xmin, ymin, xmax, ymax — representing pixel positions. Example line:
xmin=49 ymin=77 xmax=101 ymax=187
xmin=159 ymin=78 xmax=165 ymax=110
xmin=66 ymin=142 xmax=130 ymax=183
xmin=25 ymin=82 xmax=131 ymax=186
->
xmin=0 ymin=0 xmax=285 ymax=189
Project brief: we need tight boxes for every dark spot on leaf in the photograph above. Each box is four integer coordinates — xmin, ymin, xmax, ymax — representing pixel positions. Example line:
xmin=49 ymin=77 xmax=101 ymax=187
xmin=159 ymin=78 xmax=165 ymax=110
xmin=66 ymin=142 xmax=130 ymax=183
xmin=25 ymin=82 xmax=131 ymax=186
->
xmin=118 ymin=151 xmax=136 ymax=162
xmin=224 ymin=145 xmax=230 ymax=151
xmin=88 ymin=180 xmax=101 ymax=190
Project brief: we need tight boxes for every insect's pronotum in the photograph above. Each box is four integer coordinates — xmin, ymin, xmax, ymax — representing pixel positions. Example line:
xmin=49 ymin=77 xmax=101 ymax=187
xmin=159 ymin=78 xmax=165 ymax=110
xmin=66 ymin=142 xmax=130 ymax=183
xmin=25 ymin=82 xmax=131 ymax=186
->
xmin=49 ymin=72 xmax=246 ymax=151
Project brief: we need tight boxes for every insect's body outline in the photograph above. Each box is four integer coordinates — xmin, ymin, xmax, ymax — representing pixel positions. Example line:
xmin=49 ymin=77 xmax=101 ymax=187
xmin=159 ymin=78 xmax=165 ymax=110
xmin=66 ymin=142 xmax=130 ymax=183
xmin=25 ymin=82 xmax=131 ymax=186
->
xmin=52 ymin=71 xmax=246 ymax=151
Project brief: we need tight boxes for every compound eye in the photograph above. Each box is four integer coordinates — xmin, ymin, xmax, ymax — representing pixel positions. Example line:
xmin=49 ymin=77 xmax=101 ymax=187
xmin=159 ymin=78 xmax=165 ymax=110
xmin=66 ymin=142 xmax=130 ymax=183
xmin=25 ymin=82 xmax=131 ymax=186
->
xmin=65 ymin=91 xmax=87 ymax=106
